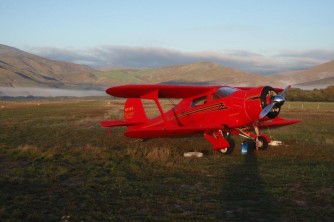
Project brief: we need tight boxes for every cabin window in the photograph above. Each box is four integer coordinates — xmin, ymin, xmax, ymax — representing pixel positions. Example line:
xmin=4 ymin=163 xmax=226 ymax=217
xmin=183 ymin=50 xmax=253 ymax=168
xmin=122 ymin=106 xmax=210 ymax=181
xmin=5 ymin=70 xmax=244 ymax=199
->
xmin=191 ymin=96 xmax=207 ymax=107
xmin=211 ymin=93 xmax=221 ymax=100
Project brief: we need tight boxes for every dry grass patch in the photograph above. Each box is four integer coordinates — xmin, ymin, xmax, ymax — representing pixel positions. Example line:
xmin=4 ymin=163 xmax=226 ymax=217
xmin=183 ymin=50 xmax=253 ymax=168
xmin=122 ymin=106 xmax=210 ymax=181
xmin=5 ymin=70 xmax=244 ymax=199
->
xmin=145 ymin=146 xmax=172 ymax=163
xmin=15 ymin=144 xmax=44 ymax=158
xmin=72 ymin=144 xmax=110 ymax=162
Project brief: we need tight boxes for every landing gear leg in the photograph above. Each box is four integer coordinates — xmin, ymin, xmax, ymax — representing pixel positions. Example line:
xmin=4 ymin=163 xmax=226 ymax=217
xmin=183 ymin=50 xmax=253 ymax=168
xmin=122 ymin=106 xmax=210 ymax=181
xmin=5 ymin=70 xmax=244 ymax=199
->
xmin=239 ymin=125 xmax=270 ymax=151
xmin=254 ymin=125 xmax=260 ymax=150
xmin=256 ymin=136 xmax=268 ymax=150
xmin=254 ymin=125 xmax=269 ymax=150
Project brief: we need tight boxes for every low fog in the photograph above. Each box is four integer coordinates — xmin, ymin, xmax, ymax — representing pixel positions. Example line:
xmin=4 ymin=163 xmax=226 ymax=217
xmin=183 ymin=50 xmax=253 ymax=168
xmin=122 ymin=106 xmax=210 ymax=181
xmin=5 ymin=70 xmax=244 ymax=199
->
xmin=0 ymin=87 xmax=105 ymax=97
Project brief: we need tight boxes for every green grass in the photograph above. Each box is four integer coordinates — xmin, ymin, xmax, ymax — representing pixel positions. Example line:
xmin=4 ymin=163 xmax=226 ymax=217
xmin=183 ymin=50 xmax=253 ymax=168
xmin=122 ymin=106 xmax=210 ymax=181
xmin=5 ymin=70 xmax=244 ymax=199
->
xmin=0 ymin=100 xmax=333 ymax=221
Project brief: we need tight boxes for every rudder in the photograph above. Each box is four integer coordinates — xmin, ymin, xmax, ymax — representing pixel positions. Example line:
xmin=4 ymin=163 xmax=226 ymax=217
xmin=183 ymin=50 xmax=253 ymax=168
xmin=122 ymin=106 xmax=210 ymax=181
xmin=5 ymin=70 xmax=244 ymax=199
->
xmin=124 ymin=98 xmax=148 ymax=124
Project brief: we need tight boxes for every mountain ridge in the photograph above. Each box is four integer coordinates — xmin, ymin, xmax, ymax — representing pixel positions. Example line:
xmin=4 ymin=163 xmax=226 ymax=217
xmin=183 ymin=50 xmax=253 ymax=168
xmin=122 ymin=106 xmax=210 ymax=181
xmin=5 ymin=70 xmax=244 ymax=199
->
xmin=274 ymin=60 xmax=334 ymax=85
xmin=0 ymin=44 xmax=99 ymax=89
xmin=1 ymin=44 xmax=333 ymax=94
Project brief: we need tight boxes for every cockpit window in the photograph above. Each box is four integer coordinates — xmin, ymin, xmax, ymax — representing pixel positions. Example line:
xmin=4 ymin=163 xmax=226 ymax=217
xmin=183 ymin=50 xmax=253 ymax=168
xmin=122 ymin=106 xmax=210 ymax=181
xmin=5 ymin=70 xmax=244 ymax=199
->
xmin=216 ymin=87 xmax=239 ymax=97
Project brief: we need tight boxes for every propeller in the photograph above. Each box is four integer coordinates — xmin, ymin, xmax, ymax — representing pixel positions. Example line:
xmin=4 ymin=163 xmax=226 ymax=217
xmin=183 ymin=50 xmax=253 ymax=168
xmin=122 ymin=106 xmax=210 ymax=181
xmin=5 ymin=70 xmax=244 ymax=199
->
xmin=259 ymin=85 xmax=290 ymax=119
xmin=280 ymin=85 xmax=291 ymax=96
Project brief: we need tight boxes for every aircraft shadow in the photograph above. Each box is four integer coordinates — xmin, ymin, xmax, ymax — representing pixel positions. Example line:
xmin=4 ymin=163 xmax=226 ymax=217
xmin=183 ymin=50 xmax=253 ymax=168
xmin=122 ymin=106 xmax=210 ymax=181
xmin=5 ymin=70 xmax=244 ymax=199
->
xmin=218 ymin=152 xmax=281 ymax=220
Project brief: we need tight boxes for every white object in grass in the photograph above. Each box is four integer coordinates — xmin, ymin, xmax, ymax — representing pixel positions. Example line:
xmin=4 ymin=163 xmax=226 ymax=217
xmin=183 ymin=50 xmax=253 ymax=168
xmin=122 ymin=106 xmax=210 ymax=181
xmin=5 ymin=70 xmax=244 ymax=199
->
xmin=269 ymin=141 xmax=282 ymax=146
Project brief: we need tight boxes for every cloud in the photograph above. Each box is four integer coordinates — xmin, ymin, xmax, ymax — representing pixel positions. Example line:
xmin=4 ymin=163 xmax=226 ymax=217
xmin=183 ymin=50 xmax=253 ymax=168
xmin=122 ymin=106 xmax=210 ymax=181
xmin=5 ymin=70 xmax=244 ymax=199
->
xmin=28 ymin=46 xmax=334 ymax=74
xmin=30 ymin=47 xmax=103 ymax=67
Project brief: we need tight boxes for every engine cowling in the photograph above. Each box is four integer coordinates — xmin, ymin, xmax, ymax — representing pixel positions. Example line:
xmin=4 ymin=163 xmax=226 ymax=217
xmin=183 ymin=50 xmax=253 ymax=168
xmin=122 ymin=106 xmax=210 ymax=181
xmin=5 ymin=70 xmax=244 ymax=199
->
xmin=244 ymin=86 xmax=281 ymax=121
xmin=260 ymin=86 xmax=280 ymax=119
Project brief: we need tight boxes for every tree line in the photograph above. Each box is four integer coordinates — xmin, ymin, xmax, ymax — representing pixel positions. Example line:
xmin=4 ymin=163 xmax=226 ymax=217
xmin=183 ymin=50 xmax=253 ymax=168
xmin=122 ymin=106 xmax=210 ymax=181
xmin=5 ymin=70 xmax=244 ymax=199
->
xmin=286 ymin=85 xmax=334 ymax=102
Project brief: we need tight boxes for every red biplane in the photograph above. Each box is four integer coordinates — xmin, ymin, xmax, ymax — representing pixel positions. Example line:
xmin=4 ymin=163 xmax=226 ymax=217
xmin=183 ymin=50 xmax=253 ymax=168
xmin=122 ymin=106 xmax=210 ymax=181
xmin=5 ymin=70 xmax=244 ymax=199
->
xmin=100 ymin=85 xmax=300 ymax=154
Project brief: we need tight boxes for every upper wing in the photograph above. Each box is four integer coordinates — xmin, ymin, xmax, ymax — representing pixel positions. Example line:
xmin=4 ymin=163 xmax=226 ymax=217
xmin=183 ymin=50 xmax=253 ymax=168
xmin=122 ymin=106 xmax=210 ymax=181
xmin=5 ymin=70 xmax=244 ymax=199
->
xmin=106 ymin=84 xmax=219 ymax=98
xmin=106 ymin=84 xmax=284 ymax=99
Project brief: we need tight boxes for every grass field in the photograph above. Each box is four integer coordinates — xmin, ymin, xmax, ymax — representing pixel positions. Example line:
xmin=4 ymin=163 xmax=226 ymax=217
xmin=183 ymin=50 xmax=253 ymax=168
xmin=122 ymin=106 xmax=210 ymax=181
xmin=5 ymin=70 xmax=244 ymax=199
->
xmin=0 ymin=99 xmax=333 ymax=221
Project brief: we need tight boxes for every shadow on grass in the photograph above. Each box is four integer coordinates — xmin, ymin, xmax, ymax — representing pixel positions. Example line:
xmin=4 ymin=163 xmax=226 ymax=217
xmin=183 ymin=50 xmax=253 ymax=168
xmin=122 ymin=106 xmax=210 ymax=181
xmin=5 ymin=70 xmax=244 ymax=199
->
xmin=219 ymin=152 xmax=281 ymax=221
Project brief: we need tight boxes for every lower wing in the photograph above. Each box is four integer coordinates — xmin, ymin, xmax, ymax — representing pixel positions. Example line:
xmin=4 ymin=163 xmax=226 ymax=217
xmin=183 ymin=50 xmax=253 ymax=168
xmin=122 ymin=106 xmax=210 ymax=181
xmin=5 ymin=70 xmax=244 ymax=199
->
xmin=260 ymin=117 xmax=300 ymax=128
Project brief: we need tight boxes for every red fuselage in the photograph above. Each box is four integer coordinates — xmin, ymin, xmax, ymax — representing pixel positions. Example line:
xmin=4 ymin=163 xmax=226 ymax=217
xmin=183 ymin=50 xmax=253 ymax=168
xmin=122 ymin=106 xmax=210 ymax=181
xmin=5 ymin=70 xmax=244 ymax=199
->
xmin=124 ymin=86 xmax=266 ymax=138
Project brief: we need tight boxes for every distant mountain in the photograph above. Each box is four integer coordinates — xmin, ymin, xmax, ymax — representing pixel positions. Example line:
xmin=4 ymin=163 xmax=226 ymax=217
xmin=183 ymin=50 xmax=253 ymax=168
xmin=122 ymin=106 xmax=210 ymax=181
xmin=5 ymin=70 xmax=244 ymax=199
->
xmin=0 ymin=44 xmax=99 ymax=89
xmin=0 ymin=44 xmax=282 ymax=90
xmin=79 ymin=62 xmax=280 ymax=86
xmin=294 ymin=76 xmax=334 ymax=89
xmin=273 ymin=60 xmax=334 ymax=88
xmin=1 ymin=44 xmax=333 ymax=96
xmin=121 ymin=61 xmax=280 ymax=86
xmin=97 ymin=58 xmax=334 ymax=89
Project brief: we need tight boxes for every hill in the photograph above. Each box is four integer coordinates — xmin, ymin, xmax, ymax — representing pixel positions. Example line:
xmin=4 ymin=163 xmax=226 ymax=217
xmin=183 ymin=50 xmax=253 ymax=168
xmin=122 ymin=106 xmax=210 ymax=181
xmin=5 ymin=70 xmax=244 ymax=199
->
xmin=1 ymin=44 xmax=280 ymax=88
xmin=99 ymin=62 xmax=281 ymax=86
xmin=0 ymin=44 xmax=99 ymax=89
xmin=274 ymin=60 xmax=334 ymax=88
xmin=294 ymin=76 xmax=334 ymax=89
xmin=1 ymin=44 xmax=333 ymax=95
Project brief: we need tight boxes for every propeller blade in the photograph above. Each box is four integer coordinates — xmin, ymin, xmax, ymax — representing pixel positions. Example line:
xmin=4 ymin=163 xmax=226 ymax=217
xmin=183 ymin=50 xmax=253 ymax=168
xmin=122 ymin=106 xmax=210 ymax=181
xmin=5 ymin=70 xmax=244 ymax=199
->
xmin=279 ymin=85 xmax=291 ymax=96
xmin=259 ymin=103 xmax=275 ymax=119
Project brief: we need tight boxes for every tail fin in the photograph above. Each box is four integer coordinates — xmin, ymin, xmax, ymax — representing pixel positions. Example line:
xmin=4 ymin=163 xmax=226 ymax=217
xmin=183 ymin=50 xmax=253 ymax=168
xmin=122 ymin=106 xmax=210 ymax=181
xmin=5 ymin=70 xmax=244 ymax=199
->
xmin=124 ymin=98 xmax=148 ymax=124
xmin=100 ymin=98 xmax=147 ymax=128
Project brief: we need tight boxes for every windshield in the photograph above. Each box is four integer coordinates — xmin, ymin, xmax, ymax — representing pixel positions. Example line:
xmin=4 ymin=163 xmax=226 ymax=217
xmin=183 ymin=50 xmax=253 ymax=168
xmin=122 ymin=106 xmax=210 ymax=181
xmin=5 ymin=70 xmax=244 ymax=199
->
xmin=216 ymin=87 xmax=239 ymax=97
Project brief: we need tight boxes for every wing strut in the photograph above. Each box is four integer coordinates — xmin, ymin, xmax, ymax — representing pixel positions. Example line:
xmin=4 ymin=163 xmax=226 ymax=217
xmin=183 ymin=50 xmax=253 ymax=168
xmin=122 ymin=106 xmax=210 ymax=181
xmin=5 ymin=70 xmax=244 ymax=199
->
xmin=141 ymin=90 xmax=167 ymax=124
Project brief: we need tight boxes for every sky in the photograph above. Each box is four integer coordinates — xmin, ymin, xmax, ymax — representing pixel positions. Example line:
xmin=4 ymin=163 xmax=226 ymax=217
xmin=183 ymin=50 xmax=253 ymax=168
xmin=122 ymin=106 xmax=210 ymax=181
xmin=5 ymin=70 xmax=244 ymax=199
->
xmin=1 ymin=0 xmax=334 ymax=74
